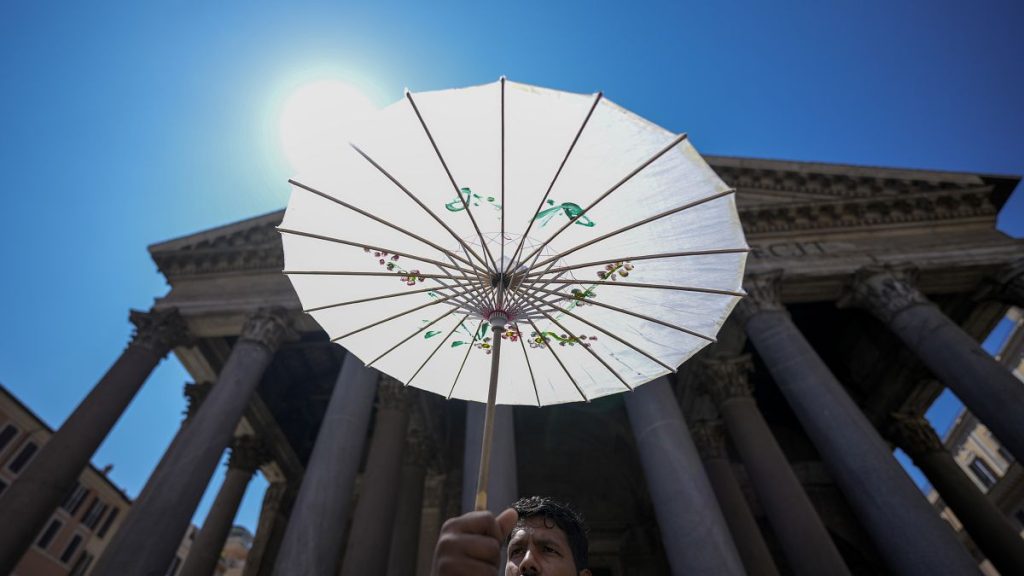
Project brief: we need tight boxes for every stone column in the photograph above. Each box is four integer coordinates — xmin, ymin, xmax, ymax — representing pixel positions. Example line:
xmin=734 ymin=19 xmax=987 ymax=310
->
xmin=0 ymin=308 xmax=190 ymax=576
xmin=842 ymin=265 xmax=1024 ymax=463
xmin=738 ymin=272 xmax=979 ymax=576
xmin=889 ymin=414 xmax=1024 ymax=575
xmin=387 ymin=425 xmax=431 ymax=576
xmin=244 ymin=481 xmax=297 ymax=576
xmin=461 ymin=404 xmax=518 ymax=513
xmin=93 ymin=307 xmax=295 ymax=576
xmin=179 ymin=437 xmax=268 ymax=576
xmin=703 ymin=355 xmax=850 ymax=576
xmin=273 ymin=354 xmax=379 ymax=576
xmin=339 ymin=376 xmax=412 ymax=576
xmin=690 ymin=420 xmax=780 ymax=576
xmin=624 ymin=377 xmax=745 ymax=576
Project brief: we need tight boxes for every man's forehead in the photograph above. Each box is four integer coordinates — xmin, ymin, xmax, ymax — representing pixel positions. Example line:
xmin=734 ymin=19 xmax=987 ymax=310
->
xmin=509 ymin=516 xmax=571 ymax=545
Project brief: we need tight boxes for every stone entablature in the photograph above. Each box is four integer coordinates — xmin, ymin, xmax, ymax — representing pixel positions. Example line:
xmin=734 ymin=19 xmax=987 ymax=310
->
xmin=148 ymin=158 xmax=1020 ymax=282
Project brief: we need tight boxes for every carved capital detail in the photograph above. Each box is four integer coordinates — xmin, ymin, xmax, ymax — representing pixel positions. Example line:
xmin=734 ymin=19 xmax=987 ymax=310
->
xmin=733 ymin=271 xmax=786 ymax=325
xmin=239 ymin=307 xmax=297 ymax=353
xmin=887 ymin=413 xmax=944 ymax=457
xmin=977 ymin=258 xmax=1024 ymax=308
xmin=377 ymin=375 xmax=411 ymax=411
xmin=183 ymin=381 xmax=213 ymax=421
xmin=690 ymin=420 xmax=729 ymax=460
xmin=700 ymin=355 xmax=755 ymax=406
xmin=839 ymin=265 xmax=930 ymax=324
xmin=228 ymin=436 xmax=270 ymax=472
xmin=128 ymin=308 xmax=193 ymax=356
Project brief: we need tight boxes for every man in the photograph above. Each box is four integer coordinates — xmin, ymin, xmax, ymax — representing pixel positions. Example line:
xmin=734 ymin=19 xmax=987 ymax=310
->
xmin=432 ymin=496 xmax=593 ymax=576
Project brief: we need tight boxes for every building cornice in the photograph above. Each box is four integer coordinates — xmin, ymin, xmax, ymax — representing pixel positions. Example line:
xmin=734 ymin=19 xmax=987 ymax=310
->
xmin=147 ymin=158 xmax=1020 ymax=282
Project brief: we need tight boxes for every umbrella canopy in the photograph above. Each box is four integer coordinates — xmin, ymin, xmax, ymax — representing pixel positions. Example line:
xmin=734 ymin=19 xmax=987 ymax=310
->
xmin=280 ymin=79 xmax=747 ymax=406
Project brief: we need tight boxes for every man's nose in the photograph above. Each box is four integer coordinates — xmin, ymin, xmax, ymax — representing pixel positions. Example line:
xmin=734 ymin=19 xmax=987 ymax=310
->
xmin=520 ymin=547 xmax=541 ymax=574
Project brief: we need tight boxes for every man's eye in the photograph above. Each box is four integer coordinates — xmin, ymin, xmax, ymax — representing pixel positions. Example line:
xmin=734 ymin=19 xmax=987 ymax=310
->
xmin=544 ymin=546 xmax=560 ymax=555
xmin=509 ymin=547 xmax=524 ymax=558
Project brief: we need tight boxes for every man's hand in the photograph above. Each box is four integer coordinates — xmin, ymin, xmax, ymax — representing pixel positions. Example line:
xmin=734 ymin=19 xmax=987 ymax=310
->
xmin=431 ymin=508 xmax=518 ymax=575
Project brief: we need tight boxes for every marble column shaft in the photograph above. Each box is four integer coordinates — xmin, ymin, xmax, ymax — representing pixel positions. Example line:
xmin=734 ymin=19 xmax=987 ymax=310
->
xmin=339 ymin=377 xmax=412 ymax=576
xmin=624 ymin=377 xmax=745 ymax=576
xmin=739 ymin=272 xmax=979 ymax=576
xmin=690 ymin=420 xmax=780 ymax=576
xmin=243 ymin=482 xmax=296 ymax=576
xmin=93 ymin=308 xmax=294 ymax=576
xmin=890 ymin=415 xmax=1024 ymax=576
xmin=844 ymin=266 xmax=1024 ymax=463
xmin=386 ymin=429 xmax=430 ymax=576
xmin=704 ymin=356 xmax=850 ymax=576
xmin=0 ymin=309 xmax=190 ymax=576
xmin=461 ymin=403 xmax=517 ymax=514
xmin=273 ymin=354 xmax=379 ymax=576
xmin=179 ymin=437 xmax=267 ymax=576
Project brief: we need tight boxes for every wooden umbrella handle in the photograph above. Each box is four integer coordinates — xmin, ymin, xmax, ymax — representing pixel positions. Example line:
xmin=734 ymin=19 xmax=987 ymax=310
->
xmin=474 ymin=327 xmax=503 ymax=511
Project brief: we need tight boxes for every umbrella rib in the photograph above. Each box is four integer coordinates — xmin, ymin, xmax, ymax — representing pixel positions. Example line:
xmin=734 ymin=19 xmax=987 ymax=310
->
xmin=406 ymin=313 xmax=472 ymax=387
xmin=331 ymin=286 xmax=470 ymax=341
xmin=530 ymin=188 xmax=738 ymax=270
xmin=521 ymin=293 xmax=632 ymax=391
xmin=366 ymin=306 xmax=464 ymax=367
xmin=439 ymin=252 xmax=494 ymax=316
xmin=289 ymin=178 xmax=485 ymax=274
xmin=432 ymin=278 xmax=492 ymax=315
xmin=500 ymin=77 xmax=506 ymax=292
xmin=517 ymin=289 xmax=676 ymax=374
xmin=527 ymin=247 xmax=751 ymax=278
xmin=513 ymin=322 xmax=541 ymax=407
xmin=518 ymin=277 xmax=746 ymax=298
xmin=524 ymin=284 xmax=718 ymax=343
xmin=284 ymin=270 xmax=479 ymax=281
xmin=504 ymin=91 xmax=603 ymax=277
xmin=518 ymin=132 xmax=689 ymax=267
xmin=303 ymin=281 xmax=477 ymax=313
xmin=447 ymin=319 xmax=486 ymax=400
xmin=526 ymin=318 xmax=589 ymax=402
xmin=405 ymin=91 xmax=500 ymax=274
xmin=349 ymin=144 xmax=492 ymax=272
xmin=277 ymin=227 xmax=475 ymax=274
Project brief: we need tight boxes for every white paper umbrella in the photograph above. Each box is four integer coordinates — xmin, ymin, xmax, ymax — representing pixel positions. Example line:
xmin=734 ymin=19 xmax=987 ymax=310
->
xmin=280 ymin=78 xmax=748 ymax=509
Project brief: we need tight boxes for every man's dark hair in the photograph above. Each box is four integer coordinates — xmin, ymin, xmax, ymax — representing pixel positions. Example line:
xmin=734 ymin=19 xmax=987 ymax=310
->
xmin=510 ymin=496 xmax=589 ymax=570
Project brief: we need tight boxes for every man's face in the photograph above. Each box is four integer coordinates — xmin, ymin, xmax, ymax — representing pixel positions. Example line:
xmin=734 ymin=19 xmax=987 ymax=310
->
xmin=505 ymin=517 xmax=591 ymax=576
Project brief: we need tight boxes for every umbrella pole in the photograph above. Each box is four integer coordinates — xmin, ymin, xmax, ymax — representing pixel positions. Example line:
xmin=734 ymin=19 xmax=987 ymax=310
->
xmin=474 ymin=321 xmax=503 ymax=511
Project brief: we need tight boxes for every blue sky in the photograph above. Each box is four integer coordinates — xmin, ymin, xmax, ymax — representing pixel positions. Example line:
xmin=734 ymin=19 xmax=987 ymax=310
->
xmin=1 ymin=1 xmax=1021 ymax=534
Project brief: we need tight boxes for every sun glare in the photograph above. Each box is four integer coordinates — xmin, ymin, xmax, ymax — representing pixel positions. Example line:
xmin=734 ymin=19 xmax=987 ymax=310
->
xmin=279 ymin=80 xmax=378 ymax=176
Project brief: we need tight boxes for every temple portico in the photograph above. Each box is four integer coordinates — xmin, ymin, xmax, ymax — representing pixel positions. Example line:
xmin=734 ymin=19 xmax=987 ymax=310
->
xmin=1 ymin=157 xmax=1021 ymax=575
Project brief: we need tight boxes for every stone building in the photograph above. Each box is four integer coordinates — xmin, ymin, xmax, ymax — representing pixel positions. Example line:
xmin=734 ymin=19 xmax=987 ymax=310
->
xmin=927 ymin=307 xmax=1024 ymax=575
xmin=0 ymin=156 xmax=1022 ymax=576
xmin=0 ymin=384 xmax=131 ymax=576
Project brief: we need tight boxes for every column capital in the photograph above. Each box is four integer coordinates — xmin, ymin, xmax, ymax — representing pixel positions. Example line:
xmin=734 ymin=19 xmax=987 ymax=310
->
xmin=183 ymin=381 xmax=213 ymax=421
xmin=377 ymin=375 xmax=411 ymax=412
xmin=733 ymin=271 xmax=786 ymax=325
xmin=838 ymin=265 xmax=931 ymax=323
xmin=129 ymin=308 xmax=193 ymax=356
xmin=690 ymin=419 xmax=729 ymax=460
xmin=887 ymin=413 xmax=944 ymax=458
xmin=239 ymin=307 xmax=297 ymax=353
xmin=700 ymin=355 xmax=755 ymax=407
xmin=228 ymin=436 xmax=270 ymax=473
xmin=977 ymin=257 xmax=1024 ymax=308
